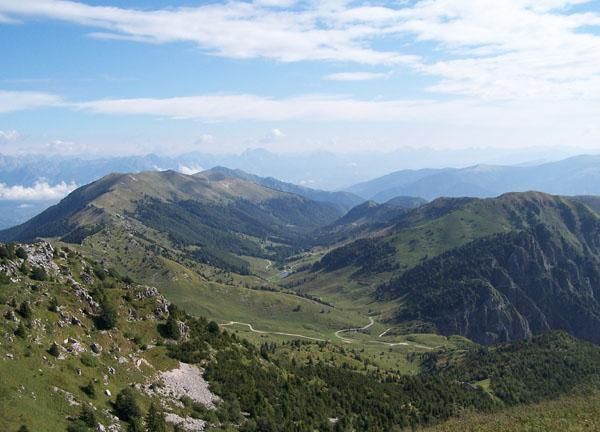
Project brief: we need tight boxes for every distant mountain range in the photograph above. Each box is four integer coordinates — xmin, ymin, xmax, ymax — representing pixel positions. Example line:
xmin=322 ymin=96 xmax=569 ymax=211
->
xmin=346 ymin=155 xmax=600 ymax=201
xmin=0 ymin=147 xmax=592 ymax=191
xmin=4 ymin=152 xmax=600 ymax=229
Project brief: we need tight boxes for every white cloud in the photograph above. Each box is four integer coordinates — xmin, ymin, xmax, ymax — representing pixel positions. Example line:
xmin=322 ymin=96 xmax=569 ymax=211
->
xmin=41 ymin=139 xmax=88 ymax=154
xmin=269 ymin=128 xmax=285 ymax=138
xmin=177 ymin=164 xmax=204 ymax=175
xmin=0 ymin=180 xmax=77 ymax=200
xmin=260 ymin=128 xmax=285 ymax=144
xmin=196 ymin=134 xmax=215 ymax=145
xmin=2 ymin=88 xmax=600 ymax=146
xmin=2 ymin=1 xmax=600 ymax=100
xmin=0 ymin=0 xmax=417 ymax=66
xmin=0 ymin=129 xmax=19 ymax=141
xmin=397 ymin=0 xmax=600 ymax=100
xmin=0 ymin=90 xmax=62 ymax=113
xmin=325 ymin=72 xmax=389 ymax=81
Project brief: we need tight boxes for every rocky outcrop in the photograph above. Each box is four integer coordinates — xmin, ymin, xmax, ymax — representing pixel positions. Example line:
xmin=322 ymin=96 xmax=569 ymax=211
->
xmin=23 ymin=242 xmax=59 ymax=273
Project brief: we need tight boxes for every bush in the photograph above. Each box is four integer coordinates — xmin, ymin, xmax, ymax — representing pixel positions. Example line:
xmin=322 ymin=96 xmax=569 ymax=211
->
xmin=114 ymin=388 xmax=142 ymax=422
xmin=30 ymin=266 xmax=47 ymax=281
xmin=48 ymin=342 xmax=60 ymax=358
xmin=81 ymin=381 xmax=96 ymax=399
xmin=207 ymin=321 xmax=220 ymax=334
xmin=146 ymin=403 xmax=167 ymax=432
xmin=79 ymin=405 xmax=96 ymax=427
xmin=19 ymin=261 xmax=29 ymax=275
xmin=161 ymin=315 xmax=181 ymax=340
xmin=0 ymin=244 xmax=15 ymax=259
xmin=93 ymin=265 xmax=107 ymax=281
xmin=14 ymin=322 xmax=27 ymax=338
xmin=95 ymin=298 xmax=117 ymax=330
xmin=126 ymin=419 xmax=144 ymax=432
xmin=48 ymin=297 xmax=59 ymax=312
xmin=18 ymin=301 xmax=32 ymax=320
xmin=15 ymin=247 xmax=27 ymax=260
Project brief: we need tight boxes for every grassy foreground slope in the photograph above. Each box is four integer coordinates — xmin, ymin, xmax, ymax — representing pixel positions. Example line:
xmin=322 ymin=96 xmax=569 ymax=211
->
xmin=422 ymin=393 xmax=600 ymax=432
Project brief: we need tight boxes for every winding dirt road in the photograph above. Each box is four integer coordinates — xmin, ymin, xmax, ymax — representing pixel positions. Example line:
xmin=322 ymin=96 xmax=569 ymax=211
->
xmin=334 ymin=317 xmax=375 ymax=343
xmin=220 ymin=317 xmax=433 ymax=350
xmin=220 ymin=321 xmax=326 ymax=342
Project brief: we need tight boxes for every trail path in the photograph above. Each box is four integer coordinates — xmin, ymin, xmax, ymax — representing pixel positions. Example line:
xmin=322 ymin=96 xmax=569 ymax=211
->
xmin=334 ymin=317 xmax=375 ymax=343
xmin=220 ymin=321 xmax=325 ymax=342
xmin=221 ymin=317 xmax=433 ymax=350
xmin=378 ymin=328 xmax=392 ymax=338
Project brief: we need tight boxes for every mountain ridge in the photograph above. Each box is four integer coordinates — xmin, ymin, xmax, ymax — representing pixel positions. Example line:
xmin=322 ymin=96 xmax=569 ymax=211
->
xmin=346 ymin=155 xmax=600 ymax=201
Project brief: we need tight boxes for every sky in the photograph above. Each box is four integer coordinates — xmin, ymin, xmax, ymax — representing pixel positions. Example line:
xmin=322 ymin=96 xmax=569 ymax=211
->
xmin=1 ymin=0 xmax=600 ymax=155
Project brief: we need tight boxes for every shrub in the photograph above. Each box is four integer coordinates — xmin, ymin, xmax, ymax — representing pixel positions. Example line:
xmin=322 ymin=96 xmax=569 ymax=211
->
xmin=14 ymin=322 xmax=27 ymax=338
xmin=48 ymin=297 xmax=59 ymax=312
xmin=19 ymin=261 xmax=29 ymax=275
xmin=18 ymin=301 xmax=32 ymax=320
xmin=162 ymin=315 xmax=181 ymax=340
xmin=81 ymin=381 xmax=96 ymax=399
xmin=15 ymin=247 xmax=28 ymax=260
xmin=30 ymin=266 xmax=47 ymax=281
xmin=114 ymin=388 xmax=142 ymax=422
xmin=126 ymin=419 xmax=144 ymax=432
xmin=95 ymin=297 xmax=117 ymax=330
xmin=93 ymin=265 xmax=107 ymax=281
xmin=207 ymin=321 xmax=220 ymax=334
xmin=48 ymin=342 xmax=60 ymax=358
xmin=146 ymin=403 xmax=167 ymax=432
xmin=79 ymin=405 xmax=96 ymax=427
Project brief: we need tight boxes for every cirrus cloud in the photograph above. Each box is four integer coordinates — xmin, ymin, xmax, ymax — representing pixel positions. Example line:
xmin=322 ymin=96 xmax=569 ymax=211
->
xmin=325 ymin=72 xmax=390 ymax=81
xmin=0 ymin=90 xmax=63 ymax=113
xmin=1 ymin=1 xmax=600 ymax=100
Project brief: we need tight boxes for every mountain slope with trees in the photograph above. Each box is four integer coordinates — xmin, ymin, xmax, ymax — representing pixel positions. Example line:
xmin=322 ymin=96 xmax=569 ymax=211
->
xmin=3 ymin=241 xmax=600 ymax=432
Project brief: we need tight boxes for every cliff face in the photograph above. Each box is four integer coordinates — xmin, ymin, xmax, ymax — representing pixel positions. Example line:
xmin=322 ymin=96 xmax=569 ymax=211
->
xmin=378 ymin=225 xmax=600 ymax=344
